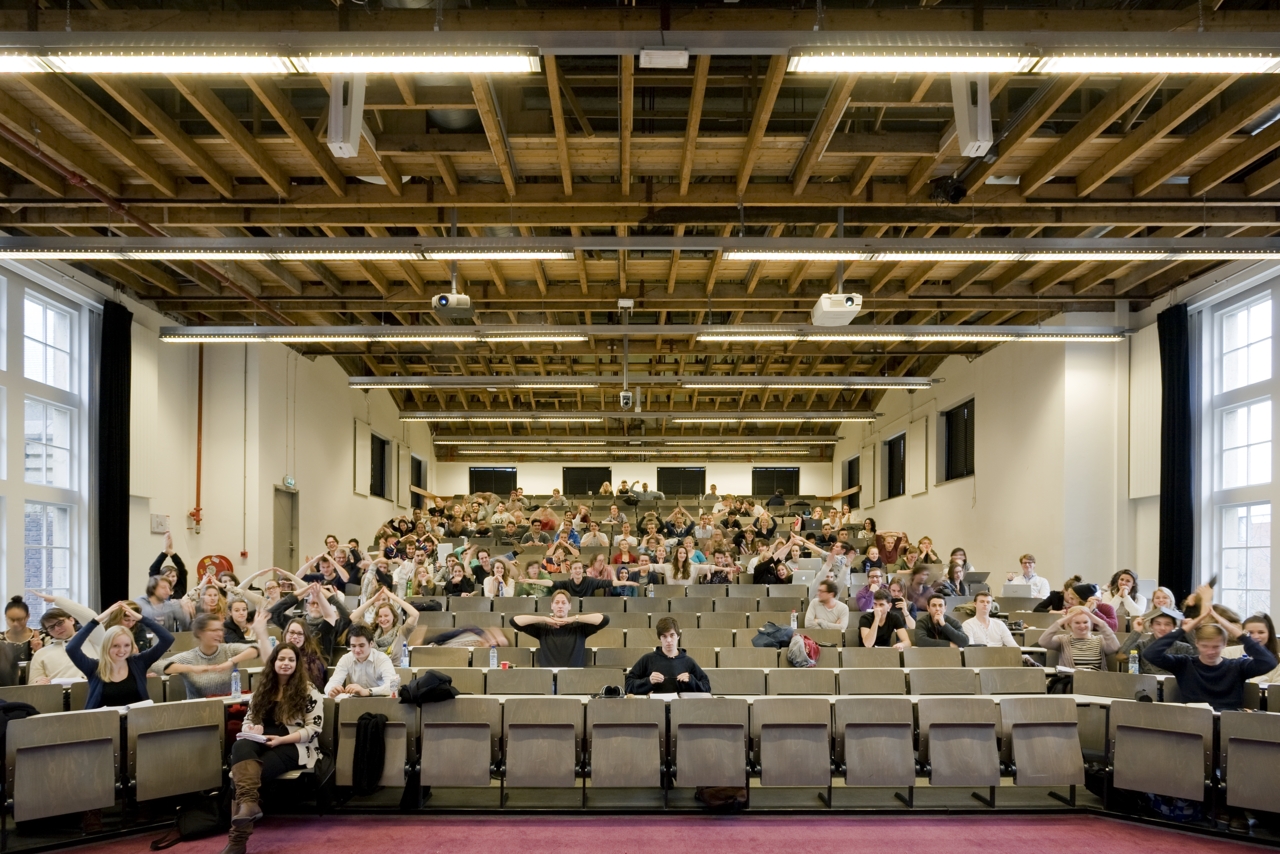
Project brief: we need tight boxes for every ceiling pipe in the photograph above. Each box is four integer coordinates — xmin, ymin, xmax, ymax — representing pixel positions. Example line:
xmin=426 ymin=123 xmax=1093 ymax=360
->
xmin=0 ymin=121 xmax=293 ymax=326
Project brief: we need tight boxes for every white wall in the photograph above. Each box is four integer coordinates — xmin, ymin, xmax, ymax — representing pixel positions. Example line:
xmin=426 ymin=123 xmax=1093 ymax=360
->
xmin=829 ymin=312 xmax=1135 ymax=592
xmin=125 ymin=304 xmax=432 ymax=599
xmin=430 ymin=460 xmax=832 ymax=499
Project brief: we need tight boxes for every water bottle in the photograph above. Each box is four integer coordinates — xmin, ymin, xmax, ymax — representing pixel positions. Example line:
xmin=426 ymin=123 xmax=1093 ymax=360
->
xmin=790 ymin=610 xmax=798 ymax=630
xmin=269 ymin=636 xmax=278 ymax=651
xmin=230 ymin=666 xmax=242 ymax=701
xmin=648 ymin=584 xmax=655 ymax=598
xmin=401 ymin=640 xmax=410 ymax=668
xmin=489 ymin=645 xmax=499 ymax=669
xmin=1128 ymin=650 xmax=1140 ymax=675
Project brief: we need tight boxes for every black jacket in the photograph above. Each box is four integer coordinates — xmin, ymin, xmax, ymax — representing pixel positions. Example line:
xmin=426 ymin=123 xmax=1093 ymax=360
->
xmin=625 ymin=648 xmax=711 ymax=694
xmin=913 ymin=614 xmax=969 ymax=648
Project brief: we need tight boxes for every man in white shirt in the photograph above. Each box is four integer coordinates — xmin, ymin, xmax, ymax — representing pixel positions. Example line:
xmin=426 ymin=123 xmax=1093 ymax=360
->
xmin=962 ymin=592 xmax=1019 ymax=647
xmin=692 ymin=513 xmax=717 ymax=541
xmin=579 ymin=520 xmax=610 ymax=548
xmin=1014 ymin=554 xmax=1051 ymax=599
xmin=325 ymin=626 xmax=399 ymax=697
xmin=612 ymin=522 xmax=639 ymax=549
xmin=805 ymin=580 xmax=850 ymax=631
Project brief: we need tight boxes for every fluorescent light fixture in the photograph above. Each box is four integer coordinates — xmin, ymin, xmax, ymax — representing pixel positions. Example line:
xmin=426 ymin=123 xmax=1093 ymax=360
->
xmin=0 ymin=54 xmax=48 ymax=73
xmin=723 ymin=250 xmax=872 ymax=261
xmin=401 ymin=414 xmax=605 ymax=423
xmin=425 ymin=250 xmax=574 ymax=261
xmin=370 ymin=334 xmax=480 ymax=343
xmin=697 ymin=334 xmax=803 ymax=343
xmin=787 ymin=51 xmax=1037 ymax=75
xmin=274 ymin=250 xmax=421 ymax=261
xmin=157 ymin=335 xmax=268 ymax=343
xmin=682 ymin=381 xmax=929 ymax=390
xmin=293 ymin=52 xmax=540 ymax=75
xmin=355 ymin=380 xmax=596 ymax=390
xmin=454 ymin=448 xmax=806 ymax=456
xmin=43 ymin=53 xmax=295 ymax=74
xmin=1014 ymin=333 xmax=1127 ymax=342
xmin=434 ymin=440 xmax=611 ymax=446
xmin=671 ymin=416 xmax=876 ymax=423
xmin=1034 ymin=54 xmax=1280 ymax=75
xmin=870 ymin=252 xmax=1021 ymax=262
xmin=639 ymin=48 xmax=690 ymax=69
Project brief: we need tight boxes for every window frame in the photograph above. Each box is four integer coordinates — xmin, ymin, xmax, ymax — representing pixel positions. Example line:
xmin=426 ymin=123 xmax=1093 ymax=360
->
xmin=656 ymin=466 xmax=706 ymax=497
xmin=369 ymin=432 xmax=391 ymax=500
xmin=22 ymin=293 xmax=75 ymax=394
xmin=844 ymin=456 xmax=860 ymax=509
xmin=884 ymin=433 xmax=907 ymax=500
xmin=469 ymin=467 xmax=517 ymax=496
xmin=750 ymin=467 xmax=800 ymax=498
xmin=23 ymin=396 xmax=74 ymax=490
xmin=941 ymin=398 xmax=976 ymax=482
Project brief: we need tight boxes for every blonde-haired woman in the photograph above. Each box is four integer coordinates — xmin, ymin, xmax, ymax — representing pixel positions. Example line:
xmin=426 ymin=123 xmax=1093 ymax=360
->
xmin=65 ymin=601 xmax=173 ymax=709
xmin=599 ymin=481 xmax=614 ymax=496
xmin=351 ymin=588 xmax=420 ymax=657
xmin=483 ymin=558 xmax=517 ymax=598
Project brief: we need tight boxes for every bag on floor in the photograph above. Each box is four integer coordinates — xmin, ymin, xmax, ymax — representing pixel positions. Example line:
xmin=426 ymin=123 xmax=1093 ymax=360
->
xmin=695 ymin=786 xmax=747 ymax=810
xmin=352 ymin=712 xmax=388 ymax=796
xmin=786 ymin=633 xmax=818 ymax=667
xmin=149 ymin=791 xmax=231 ymax=850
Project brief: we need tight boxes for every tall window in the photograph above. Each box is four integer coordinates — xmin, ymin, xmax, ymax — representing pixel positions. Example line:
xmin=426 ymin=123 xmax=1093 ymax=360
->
xmin=1221 ymin=503 xmax=1271 ymax=616
xmin=369 ymin=433 xmax=390 ymax=499
xmin=657 ymin=467 xmax=706 ymax=497
xmin=24 ymin=399 xmax=71 ymax=488
xmin=470 ymin=467 xmax=517 ymax=495
xmin=751 ymin=467 xmax=799 ymax=497
xmin=24 ymin=502 xmax=70 ymax=619
xmin=844 ymin=457 xmax=860 ymax=509
xmin=563 ymin=467 xmax=612 ymax=496
xmin=1222 ymin=298 xmax=1271 ymax=393
xmin=885 ymin=434 xmax=906 ymax=499
xmin=410 ymin=455 xmax=425 ymax=510
xmin=24 ymin=297 xmax=72 ymax=391
xmin=943 ymin=399 xmax=976 ymax=481
xmin=1221 ymin=400 xmax=1271 ymax=489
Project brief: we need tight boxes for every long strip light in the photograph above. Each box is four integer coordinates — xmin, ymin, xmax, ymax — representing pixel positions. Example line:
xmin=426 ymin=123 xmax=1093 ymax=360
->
xmin=10 ymin=51 xmax=540 ymax=75
xmin=454 ymin=449 xmax=810 ymax=456
xmin=401 ymin=415 xmax=605 ymax=423
xmin=424 ymin=250 xmax=574 ymax=261
xmin=788 ymin=49 xmax=1280 ymax=76
xmin=696 ymin=329 xmax=1124 ymax=343
xmin=680 ymin=378 xmax=931 ymax=390
xmin=159 ymin=326 xmax=586 ymax=344
xmin=431 ymin=438 xmax=840 ymax=445
xmin=353 ymin=378 xmax=599 ymax=390
xmin=671 ymin=415 xmax=876 ymax=424
xmin=787 ymin=52 xmax=1037 ymax=74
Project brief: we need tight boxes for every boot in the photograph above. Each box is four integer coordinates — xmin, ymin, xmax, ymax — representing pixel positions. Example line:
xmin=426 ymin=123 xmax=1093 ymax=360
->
xmin=230 ymin=760 xmax=264 ymax=826
xmin=218 ymin=821 xmax=253 ymax=854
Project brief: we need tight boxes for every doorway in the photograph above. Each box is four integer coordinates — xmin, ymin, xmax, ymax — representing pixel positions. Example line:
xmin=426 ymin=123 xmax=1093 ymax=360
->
xmin=273 ymin=487 xmax=299 ymax=571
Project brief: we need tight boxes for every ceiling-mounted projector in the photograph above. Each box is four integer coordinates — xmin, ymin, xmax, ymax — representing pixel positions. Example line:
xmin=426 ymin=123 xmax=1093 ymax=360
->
xmin=812 ymin=293 xmax=863 ymax=326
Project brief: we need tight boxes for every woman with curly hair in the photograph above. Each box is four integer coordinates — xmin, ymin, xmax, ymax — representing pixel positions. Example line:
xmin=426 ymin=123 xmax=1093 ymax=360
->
xmin=223 ymin=642 xmax=326 ymax=854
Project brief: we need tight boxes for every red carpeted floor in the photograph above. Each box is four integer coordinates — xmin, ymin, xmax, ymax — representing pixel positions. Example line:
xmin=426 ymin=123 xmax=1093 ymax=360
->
xmin=75 ymin=814 xmax=1270 ymax=853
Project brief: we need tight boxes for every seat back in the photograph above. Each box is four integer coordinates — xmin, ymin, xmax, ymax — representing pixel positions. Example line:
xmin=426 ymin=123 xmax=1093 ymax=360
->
xmin=335 ymin=696 xmax=418 ymax=788
xmin=494 ymin=598 xmax=537 ymax=615
xmin=601 ymin=612 xmax=652 ymax=629
xmin=751 ymin=697 xmax=832 ymax=787
xmin=842 ymin=648 xmax=901 ymax=669
xmin=429 ymin=667 xmax=485 ymax=695
xmin=716 ymin=647 xmax=778 ymax=669
xmin=669 ymin=697 xmax=749 ymax=787
xmin=962 ymin=646 xmax=1022 ymax=668
xmin=699 ymin=612 xmax=748 ymax=629
xmin=486 ymin=668 xmax=554 ymax=695
xmin=766 ymin=668 xmax=836 ymax=696
xmin=706 ymin=668 xmax=766 ymax=696
xmin=837 ymin=668 xmax=907 ymax=695
xmin=586 ymin=697 xmax=667 ymax=788
xmin=7 ymin=709 xmax=120 ymax=821
xmin=0 ymin=682 xmax=65 ymax=714
xmin=998 ymin=696 xmax=1084 ymax=786
xmin=585 ymin=628 xmax=625 ymax=648
xmin=1109 ymin=699 xmax=1213 ymax=801
xmin=591 ymin=648 xmax=641 ymax=669
xmin=410 ymin=647 xmax=472 ymax=669
xmin=580 ymin=598 xmax=626 ymax=613
xmin=1220 ymin=710 xmax=1280 ymax=811
xmin=978 ymin=667 xmax=1046 ymax=695
xmin=916 ymin=697 xmax=1000 ymax=784
xmin=1072 ymin=669 xmax=1158 ymax=701
xmin=503 ymin=697 xmax=585 ymax=788
xmin=127 ymin=699 xmax=225 ymax=801
xmin=448 ymin=598 xmax=494 ymax=612
xmin=420 ymin=697 xmax=502 ymax=787
xmin=712 ymin=597 xmax=757 ymax=612
xmin=681 ymin=628 xmax=734 ymax=649
xmin=488 ymin=647 xmax=535 ymax=668
xmin=557 ymin=668 xmax=624 ymax=696
xmin=727 ymin=585 xmax=768 ymax=600
xmin=669 ymin=597 xmax=716 ymax=613
xmin=908 ymin=668 xmax=979 ymax=695
xmin=903 ymin=647 xmax=963 ymax=669
xmin=626 ymin=597 xmax=672 ymax=613
xmin=832 ymin=697 xmax=915 ymax=786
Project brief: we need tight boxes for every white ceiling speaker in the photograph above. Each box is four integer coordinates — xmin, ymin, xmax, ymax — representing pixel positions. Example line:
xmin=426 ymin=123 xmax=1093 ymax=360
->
xmin=951 ymin=72 xmax=992 ymax=158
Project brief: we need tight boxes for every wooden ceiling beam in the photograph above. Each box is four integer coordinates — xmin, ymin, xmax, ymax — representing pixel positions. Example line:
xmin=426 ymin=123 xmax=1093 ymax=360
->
xmin=1075 ymin=75 xmax=1235 ymax=197
xmin=620 ymin=55 xmax=634 ymax=196
xmin=1194 ymin=114 xmax=1280 ymax=196
xmin=245 ymin=75 xmax=347 ymax=197
xmin=544 ymin=55 xmax=574 ymax=196
xmin=469 ymin=74 xmax=517 ymax=196
xmin=679 ymin=55 xmax=712 ymax=196
xmin=169 ymin=76 xmax=291 ymax=197
xmin=19 ymin=74 xmax=178 ymax=198
xmin=735 ymin=54 xmax=787 ymax=197
xmin=0 ymin=86 xmax=116 ymax=194
xmin=965 ymin=75 xmax=1086 ymax=189
xmin=792 ymin=73 xmax=858 ymax=196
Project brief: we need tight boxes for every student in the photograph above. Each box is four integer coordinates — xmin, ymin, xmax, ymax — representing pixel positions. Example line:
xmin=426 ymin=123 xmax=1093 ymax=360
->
xmin=222 ymin=598 xmax=259 ymax=645
xmin=65 ymin=601 xmax=173 ymax=709
xmin=325 ymin=625 xmax=399 ymax=697
xmin=860 ymin=546 xmax=884 ymax=573
xmin=147 ymin=532 xmax=189 ymax=598
xmin=1118 ymin=607 xmax=1194 ymax=676
xmin=530 ymin=560 xmax=639 ymax=597
xmin=934 ymin=563 xmax=969 ymax=598
xmin=515 ymin=560 xmax=554 ymax=598
xmin=510 ymin=591 xmax=609 ymax=667
xmin=266 ymin=578 xmax=349 ymax=662
xmin=962 ymin=592 xmax=1019 ymax=647
xmin=854 ymin=568 xmax=886 ymax=612
xmin=857 ymin=589 xmax=912 ymax=650
xmin=915 ymin=593 xmax=968 ymax=648
xmin=440 ymin=563 xmax=477 ymax=597
xmin=352 ymin=588 xmax=420 ymax=656
xmin=223 ymin=643 xmax=326 ymax=854
xmin=1143 ymin=587 xmax=1279 ymax=711
xmin=161 ymin=613 xmax=260 ymax=698
xmin=1034 ymin=575 xmax=1083 ymax=614
xmin=1101 ymin=569 xmax=1147 ymax=623
xmin=625 ymin=617 xmax=711 ymax=694
xmin=27 ymin=591 xmax=105 ymax=683
xmin=2 ymin=597 xmax=39 ymax=662
xmin=1221 ymin=613 xmax=1280 ymax=684
xmin=805 ymin=580 xmax=850 ymax=631
xmin=916 ymin=537 xmax=942 ymax=565
xmin=137 ymin=575 xmax=191 ymax=632
xmin=1037 ymin=606 xmax=1119 ymax=670
xmin=1005 ymin=553 xmax=1050 ymax=599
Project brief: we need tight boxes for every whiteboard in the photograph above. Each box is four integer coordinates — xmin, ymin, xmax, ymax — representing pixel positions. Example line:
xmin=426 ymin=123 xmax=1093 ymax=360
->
xmin=353 ymin=419 xmax=371 ymax=496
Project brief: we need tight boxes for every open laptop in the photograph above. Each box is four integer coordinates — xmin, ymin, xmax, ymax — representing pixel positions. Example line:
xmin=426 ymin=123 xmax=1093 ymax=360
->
xmin=966 ymin=571 xmax=990 ymax=584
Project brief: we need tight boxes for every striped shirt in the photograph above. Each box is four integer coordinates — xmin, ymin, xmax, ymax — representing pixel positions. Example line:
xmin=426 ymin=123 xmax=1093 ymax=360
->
xmin=1068 ymin=636 xmax=1105 ymax=671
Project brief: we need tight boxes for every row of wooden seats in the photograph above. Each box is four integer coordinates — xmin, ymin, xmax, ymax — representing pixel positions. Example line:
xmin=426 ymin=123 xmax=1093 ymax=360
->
xmin=408 ymin=644 xmax=1029 ymax=671
xmin=429 ymin=589 xmax=810 ymax=609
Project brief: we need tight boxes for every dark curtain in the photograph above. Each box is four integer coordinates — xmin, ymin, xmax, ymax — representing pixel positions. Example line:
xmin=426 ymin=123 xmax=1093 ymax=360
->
xmin=1157 ymin=303 xmax=1195 ymax=601
xmin=98 ymin=301 xmax=132 ymax=606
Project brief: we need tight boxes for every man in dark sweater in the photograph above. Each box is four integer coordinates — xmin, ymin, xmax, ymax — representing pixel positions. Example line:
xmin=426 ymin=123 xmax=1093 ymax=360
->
xmin=1143 ymin=587 xmax=1279 ymax=711
xmin=914 ymin=593 xmax=969 ymax=648
xmin=539 ymin=561 xmax=640 ymax=597
xmin=1118 ymin=607 xmax=1195 ymax=676
xmin=625 ymin=616 xmax=711 ymax=695
xmin=510 ymin=591 xmax=608 ymax=667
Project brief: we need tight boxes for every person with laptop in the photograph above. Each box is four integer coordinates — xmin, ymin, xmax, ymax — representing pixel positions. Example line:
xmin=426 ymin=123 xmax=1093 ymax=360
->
xmin=1004 ymin=553 xmax=1050 ymax=599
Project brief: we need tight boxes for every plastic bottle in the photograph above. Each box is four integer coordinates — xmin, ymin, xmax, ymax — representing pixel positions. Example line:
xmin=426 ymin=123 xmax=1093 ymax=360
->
xmin=490 ymin=645 xmax=499 ymax=669
xmin=1128 ymin=649 xmax=1140 ymax=675
xmin=648 ymin=584 xmax=655 ymax=598
xmin=790 ymin=610 xmax=798 ymax=630
xmin=230 ymin=667 xmax=242 ymax=701
xmin=402 ymin=640 xmax=410 ymax=668
xmin=269 ymin=636 xmax=278 ymax=651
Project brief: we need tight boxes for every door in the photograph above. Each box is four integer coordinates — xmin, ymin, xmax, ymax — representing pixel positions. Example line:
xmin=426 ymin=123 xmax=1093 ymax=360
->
xmin=273 ymin=488 xmax=298 ymax=571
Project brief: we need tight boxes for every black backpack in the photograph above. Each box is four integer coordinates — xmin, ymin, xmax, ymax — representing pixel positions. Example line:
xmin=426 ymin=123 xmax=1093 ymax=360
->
xmin=351 ymin=712 xmax=388 ymax=796
xmin=149 ymin=792 xmax=231 ymax=850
